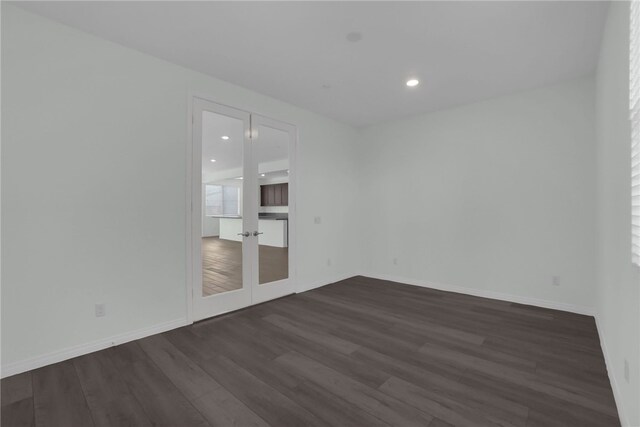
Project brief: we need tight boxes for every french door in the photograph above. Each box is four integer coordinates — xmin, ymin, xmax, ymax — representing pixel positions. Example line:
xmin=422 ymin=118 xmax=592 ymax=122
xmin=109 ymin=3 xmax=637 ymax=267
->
xmin=191 ymin=97 xmax=295 ymax=321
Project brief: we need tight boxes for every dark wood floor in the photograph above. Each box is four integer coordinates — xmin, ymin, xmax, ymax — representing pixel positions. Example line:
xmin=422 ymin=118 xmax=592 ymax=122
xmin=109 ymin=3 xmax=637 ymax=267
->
xmin=202 ymin=237 xmax=288 ymax=296
xmin=1 ymin=276 xmax=619 ymax=427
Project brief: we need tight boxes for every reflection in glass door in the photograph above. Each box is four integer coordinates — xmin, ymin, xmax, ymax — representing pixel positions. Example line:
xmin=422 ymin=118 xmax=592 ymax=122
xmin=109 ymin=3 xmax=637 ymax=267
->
xmin=192 ymin=98 xmax=251 ymax=321
xmin=255 ymin=127 xmax=289 ymax=285
xmin=191 ymin=99 xmax=295 ymax=320
xmin=251 ymin=115 xmax=295 ymax=305
xmin=201 ymin=114 xmax=244 ymax=296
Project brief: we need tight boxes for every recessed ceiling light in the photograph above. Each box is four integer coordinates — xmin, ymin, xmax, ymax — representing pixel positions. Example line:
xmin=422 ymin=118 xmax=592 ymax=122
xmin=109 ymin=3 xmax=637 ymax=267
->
xmin=346 ymin=32 xmax=363 ymax=43
xmin=210 ymin=158 xmax=216 ymax=162
xmin=235 ymin=176 xmax=243 ymax=180
xmin=260 ymin=173 xmax=265 ymax=177
xmin=221 ymin=135 xmax=229 ymax=140
xmin=406 ymin=79 xmax=419 ymax=87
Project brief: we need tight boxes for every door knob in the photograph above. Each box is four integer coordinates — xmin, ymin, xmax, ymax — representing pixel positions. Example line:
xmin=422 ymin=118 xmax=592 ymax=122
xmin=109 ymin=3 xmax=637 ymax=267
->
xmin=237 ymin=232 xmax=250 ymax=237
xmin=253 ymin=231 xmax=264 ymax=236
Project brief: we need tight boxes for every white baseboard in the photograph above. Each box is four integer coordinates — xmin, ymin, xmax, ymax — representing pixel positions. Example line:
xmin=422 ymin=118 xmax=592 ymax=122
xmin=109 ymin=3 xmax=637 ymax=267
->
xmin=2 ymin=274 xmax=627 ymax=425
xmin=1 ymin=274 xmax=353 ymax=379
xmin=297 ymin=272 xmax=356 ymax=293
xmin=595 ymin=315 xmax=630 ymax=427
xmin=1 ymin=317 xmax=189 ymax=379
xmin=360 ymin=272 xmax=595 ymax=316
xmin=359 ymin=272 xmax=629 ymax=424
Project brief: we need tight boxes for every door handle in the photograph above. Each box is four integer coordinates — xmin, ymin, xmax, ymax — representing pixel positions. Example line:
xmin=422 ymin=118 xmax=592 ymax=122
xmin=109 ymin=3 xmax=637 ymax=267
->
xmin=237 ymin=232 xmax=251 ymax=237
xmin=253 ymin=231 xmax=264 ymax=237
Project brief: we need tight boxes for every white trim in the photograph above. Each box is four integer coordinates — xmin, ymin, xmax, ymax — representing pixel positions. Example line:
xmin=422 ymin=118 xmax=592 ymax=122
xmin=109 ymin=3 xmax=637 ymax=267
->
xmin=297 ymin=272 xmax=357 ymax=293
xmin=358 ymin=273 xmax=625 ymax=423
xmin=1 ymin=318 xmax=188 ymax=379
xmin=0 ymin=272 xmax=348 ymax=378
xmin=361 ymin=272 xmax=595 ymax=316
xmin=250 ymin=113 xmax=297 ymax=304
xmin=187 ymin=92 xmax=300 ymax=320
xmin=186 ymin=91 xmax=195 ymax=323
xmin=190 ymin=98 xmax=253 ymax=321
xmin=595 ymin=315 xmax=630 ymax=427
xmin=291 ymin=127 xmax=299 ymax=294
xmin=185 ymin=91 xmax=255 ymax=323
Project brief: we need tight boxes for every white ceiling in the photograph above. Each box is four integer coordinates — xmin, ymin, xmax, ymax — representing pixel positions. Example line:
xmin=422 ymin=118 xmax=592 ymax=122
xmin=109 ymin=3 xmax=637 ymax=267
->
xmin=202 ymin=111 xmax=289 ymax=179
xmin=15 ymin=1 xmax=609 ymax=127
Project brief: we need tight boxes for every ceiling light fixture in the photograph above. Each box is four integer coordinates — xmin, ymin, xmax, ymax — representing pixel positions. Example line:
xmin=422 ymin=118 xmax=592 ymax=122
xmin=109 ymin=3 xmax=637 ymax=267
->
xmin=221 ymin=135 xmax=229 ymax=140
xmin=210 ymin=158 xmax=216 ymax=162
xmin=260 ymin=173 xmax=266 ymax=177
xmin=346 ymin=32 xmax=363 ymax=43
xmin=406 ymin=79 xmax=419 ymax=87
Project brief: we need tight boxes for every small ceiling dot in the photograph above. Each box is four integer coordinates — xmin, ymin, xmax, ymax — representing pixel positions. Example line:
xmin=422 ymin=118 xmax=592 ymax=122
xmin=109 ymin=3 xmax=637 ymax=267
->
xmin=346 ymin=32 xmax=363 ymax=43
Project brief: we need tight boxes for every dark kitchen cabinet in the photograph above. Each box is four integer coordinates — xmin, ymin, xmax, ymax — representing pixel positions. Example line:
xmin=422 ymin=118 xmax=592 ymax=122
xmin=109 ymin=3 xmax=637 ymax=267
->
xmin=268 ymin=186 xmax=276 ymax=205
xmin=261 ymin=183 xmax=288 ymax=206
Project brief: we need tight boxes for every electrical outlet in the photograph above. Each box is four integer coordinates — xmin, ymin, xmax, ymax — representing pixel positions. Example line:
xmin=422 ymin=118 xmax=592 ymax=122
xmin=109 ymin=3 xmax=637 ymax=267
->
xmin=625 ymin=359 xmax=630 ymax=383
xmin=95 ymin=303 xmax=106 ymax=317
xmin=552 ymin=276 xmax=560 ymax=286
xmin=314 ymin=216 xmax=322 ymax=224
xmin=393 ymin=258 xmax=398 ymax=265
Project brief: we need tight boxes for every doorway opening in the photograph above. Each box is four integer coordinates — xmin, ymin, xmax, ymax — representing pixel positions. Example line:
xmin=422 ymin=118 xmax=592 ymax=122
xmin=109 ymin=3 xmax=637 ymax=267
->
xmin=190 ymin=97 xmax=296 ymax=321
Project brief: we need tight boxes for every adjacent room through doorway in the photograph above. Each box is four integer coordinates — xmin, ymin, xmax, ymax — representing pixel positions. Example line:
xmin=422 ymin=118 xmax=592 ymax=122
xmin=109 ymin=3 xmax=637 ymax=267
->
xmin=192 ymin=98 xmax=295 ymax=320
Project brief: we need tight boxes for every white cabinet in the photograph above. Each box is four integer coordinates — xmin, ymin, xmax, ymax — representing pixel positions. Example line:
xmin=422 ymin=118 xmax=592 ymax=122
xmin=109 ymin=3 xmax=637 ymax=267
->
xmin=258 ymin=220 xmax=288 ymax=247
xmin=219 ymin=218 xmax=288 ymax=247
xmin=219 ymin=218 xmax=243 ymax=242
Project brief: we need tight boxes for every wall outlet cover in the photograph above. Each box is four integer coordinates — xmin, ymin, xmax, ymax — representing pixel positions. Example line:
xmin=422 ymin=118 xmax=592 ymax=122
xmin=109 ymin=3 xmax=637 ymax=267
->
xmin=95 ymin=303 xmax=106 ymax=317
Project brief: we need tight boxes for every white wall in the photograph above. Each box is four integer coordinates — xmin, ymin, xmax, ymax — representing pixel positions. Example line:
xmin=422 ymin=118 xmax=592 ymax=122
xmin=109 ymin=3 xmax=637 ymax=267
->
xmin=595 ymin=3 xmax=640 ymax=426
xmin=1 ymin=5 xmax=361 ymax=372
xmin=359 ymin=78 xmax=598 ymax=313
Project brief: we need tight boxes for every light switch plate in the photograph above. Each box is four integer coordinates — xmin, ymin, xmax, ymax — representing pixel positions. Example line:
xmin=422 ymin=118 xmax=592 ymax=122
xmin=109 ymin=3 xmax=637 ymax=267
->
xmin=95 ymin=303 xmax=106 ymax=317
xmin=625 ymin=359 xmax=630 ymax=383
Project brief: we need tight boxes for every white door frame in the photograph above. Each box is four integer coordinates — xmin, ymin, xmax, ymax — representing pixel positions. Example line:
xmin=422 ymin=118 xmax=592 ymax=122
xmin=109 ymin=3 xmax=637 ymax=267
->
xmin=185 ymin=93 xmax=297 ymax=323
xmin=250 ymin=113 xmax=297 ymax=305
xmin=190 ymin=97 xmax=253 ymax=321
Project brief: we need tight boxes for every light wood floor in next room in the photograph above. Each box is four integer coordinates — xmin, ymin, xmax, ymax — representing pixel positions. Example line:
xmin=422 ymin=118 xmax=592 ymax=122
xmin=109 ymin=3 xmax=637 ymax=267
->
xmin=202 ymin=237 xmax=288 ymax=296
xmin=1 ymin=276 xmax=620 ymax=427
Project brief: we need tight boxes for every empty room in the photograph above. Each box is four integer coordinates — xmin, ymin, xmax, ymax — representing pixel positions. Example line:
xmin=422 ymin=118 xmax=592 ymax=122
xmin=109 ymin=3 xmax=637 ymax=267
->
xmin=1 ymin=1 xmax=639 ymax=426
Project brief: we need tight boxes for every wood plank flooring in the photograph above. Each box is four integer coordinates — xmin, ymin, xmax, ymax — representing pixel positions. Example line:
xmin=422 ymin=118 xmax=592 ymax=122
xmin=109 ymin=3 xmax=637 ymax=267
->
xmin=202 ymin=237 xmax=243 ymax=296
xmin=1 ymin=276 xmax=620 ymax=426
xmin=202 ymin=237 xmax=288 ymax=296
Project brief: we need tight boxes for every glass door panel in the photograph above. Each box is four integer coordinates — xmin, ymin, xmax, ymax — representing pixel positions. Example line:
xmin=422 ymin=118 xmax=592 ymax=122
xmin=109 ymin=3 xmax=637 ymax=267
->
xmin=201 ymin=110 xmax=245 ymax=296
xmin=192 ymin=98 xmax=252 ymax=320
xmin=251 ymin=115 xmax=295 ymax=304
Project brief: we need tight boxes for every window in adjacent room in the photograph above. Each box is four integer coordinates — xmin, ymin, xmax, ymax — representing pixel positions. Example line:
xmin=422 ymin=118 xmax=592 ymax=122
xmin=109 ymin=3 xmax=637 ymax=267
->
xmin=205 ymin=184 xmax=240 ymax=216
xmin=631 ymin=0 xmax=640 ymax=266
